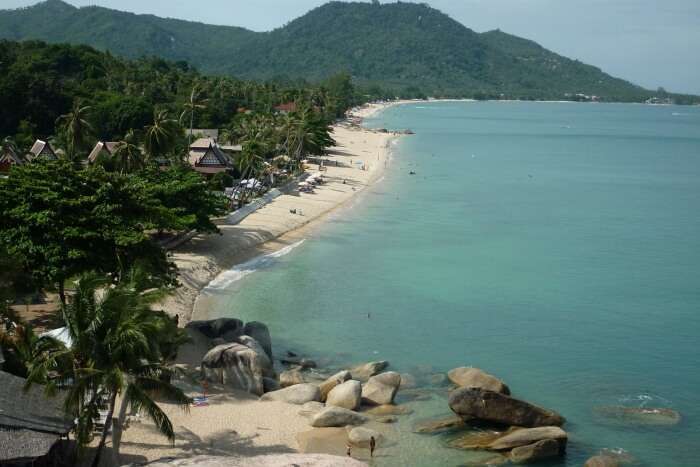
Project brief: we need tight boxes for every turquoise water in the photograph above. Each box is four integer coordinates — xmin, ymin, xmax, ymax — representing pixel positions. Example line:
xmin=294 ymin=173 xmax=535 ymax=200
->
xmin=201 ymin=102 xmax=700 ymax=466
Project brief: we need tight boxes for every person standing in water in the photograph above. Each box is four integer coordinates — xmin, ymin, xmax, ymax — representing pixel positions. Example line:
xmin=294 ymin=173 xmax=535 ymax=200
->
xmin=370 ymin=436 xmax=376 ymax=457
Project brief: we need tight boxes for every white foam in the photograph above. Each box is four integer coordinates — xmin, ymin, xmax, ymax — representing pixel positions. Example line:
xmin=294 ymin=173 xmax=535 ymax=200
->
xmin=204 ymin=240 xmax=305 ymax=291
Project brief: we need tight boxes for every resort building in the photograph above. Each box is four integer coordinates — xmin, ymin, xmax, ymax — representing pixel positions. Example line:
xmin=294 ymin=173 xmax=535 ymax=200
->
xmin=87 ymin=141 xmax=119 ymax=164
xmin=188 ymin=138 xmax=234 ymax=176
xmin=26 ymin=140 xmax=58 ymax=162
xmin=0 ymin=371 xmax=74 ymax=466
xmin=0 ymin=146 xmax=25 ymax=173
xmin=274 ymin=102 xmax=297 ymax=114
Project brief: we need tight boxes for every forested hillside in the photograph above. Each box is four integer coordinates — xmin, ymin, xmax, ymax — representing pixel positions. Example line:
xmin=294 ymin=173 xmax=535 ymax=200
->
xmin=0 ymin=40 xmax=366 ymax=143
xmin=2 ymin=0 xmax=694 ymax=102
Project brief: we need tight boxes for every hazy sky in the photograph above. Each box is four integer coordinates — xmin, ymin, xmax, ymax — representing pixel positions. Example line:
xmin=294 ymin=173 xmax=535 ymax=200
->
xmin=6 ymin=0 xmax=700 ymax=94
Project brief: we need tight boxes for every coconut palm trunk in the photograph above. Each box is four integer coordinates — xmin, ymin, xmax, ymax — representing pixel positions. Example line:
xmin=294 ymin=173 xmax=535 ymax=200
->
xmin=91 ymin=390 xmax=117 ymax=467
xmin=110 ymin=394 xmax=130 ymax=466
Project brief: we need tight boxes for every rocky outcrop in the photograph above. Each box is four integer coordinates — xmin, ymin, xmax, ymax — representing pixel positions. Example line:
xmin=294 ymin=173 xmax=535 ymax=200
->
xmin=311 ymin=406 xmax=368 ymax=427
xmin=348 ymin=426 xmax=381 ymax=447
xmin=280 ymin=368 xmax=307 ymax=387
xmin=509 ymin=439 xmax=561 ymax=464
xmin=242 ymin=321 xmax=272 ymax=359
xmin=350 ymin=361 xmax=389 ymax=381
xmin=446 ymin=429 xmax=506 ymax=450
xmin=260 ymin=383 xmax=321 ymax=405
xmin=361 ymin=372 xmax=401 ymax=405
xmin=447 ymin=367 xmax=510 ymax=395
xmin=236 ymin=336 xmax=272 ymax=368
xmin=487 ymin=426 xmax=567 ymax=451
xmin=201 ymin=341 xmax=273 ymax=396
xmin=326 ymin=380 xmax=362 ymax=410
xmin=449 ymin=388 xmax=565 ymax=427
xmin=298 ymin=401 xmax=326 ymax=418
xmin=318 ymin=370 xmax=352 ymax=402
xmin=187 ymin=318 xmax=244 ymax=340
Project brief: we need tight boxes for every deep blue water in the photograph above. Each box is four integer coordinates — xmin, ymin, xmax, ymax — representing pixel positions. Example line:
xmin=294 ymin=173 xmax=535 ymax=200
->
xmin=202 ymin=102 xmax=700 ymax=466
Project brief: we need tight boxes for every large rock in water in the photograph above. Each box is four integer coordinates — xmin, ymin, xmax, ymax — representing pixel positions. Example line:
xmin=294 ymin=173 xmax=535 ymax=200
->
xmin=488 ymin=426 xmax=568 ymax=451
xmin=361 ymin=372 xmax=401 ymax=405
xmin=509 ymin=439 xmax=562 ymax=463
xmin=311 ymin=406 xmax=369 ymax=427
xmin=236 ymin=336 xmax=272 ymax=369
xmin=593 ymin=406 xmax=681 ymax=426
xmin=584 ymin=455 xmax=622 ymax=467
xmin=412 ymin=415 xmax=465 ymax=434
xmin=260 ymin=383 xmax=321 ymax=405
xmin=186 ymin=318 xmax=244 ymax=340
xmin=201 ymin=342 xmax=272 ymax=395
xmin=243 ymin=321 xmax=272 ymax=359
xmin=447 ymin=367 xmax=510 ymax=395
xmin=326 ymin=380 xmax=362 ymax=410
xmin=318 ymin=370 xmax=352 ymax=402
xmin=449 ymin=388 xmax=565 ymax=427
xmin=350 ymin=361 xmax=389 ymax=381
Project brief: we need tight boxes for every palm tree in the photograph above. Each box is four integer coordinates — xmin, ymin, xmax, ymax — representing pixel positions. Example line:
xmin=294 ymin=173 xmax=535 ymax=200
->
xmin=180 ymin=84 xmax=208 ymax=148
xmin=144 ymin=110 xmax=178 ymax=164
xmin=22 ymin=272 xmax=190 ymax=467
xmin=56 ymin=100 xmax=94 ymax=162
xmin=279 ymin=107 xmax=335 ymax=172
xmin=112 ymin=130 xmax=144 ymax=174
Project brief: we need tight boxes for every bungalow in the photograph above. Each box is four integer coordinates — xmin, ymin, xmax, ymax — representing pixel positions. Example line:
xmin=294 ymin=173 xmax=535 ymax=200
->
xmin=26 ymin=140 xmax=58 ymax=162
xmin=188 ymin=138 xmax=233 ymax=176
xmin=274 ymin=102 xmax=297 ymax=114
xmin=0 ymin=371 xmax=74 ymax=466
xmin=87 ymin=141 xmax=119 ymax=164
xmin=0 ymin=146 xmax=25 ymax=173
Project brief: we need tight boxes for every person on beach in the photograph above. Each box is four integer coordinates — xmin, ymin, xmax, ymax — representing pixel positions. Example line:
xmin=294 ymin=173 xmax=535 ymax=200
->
xmin=346 ymin=443 xmax=352 ymax=457
xmin=370 ymin=436 xmax=376 ymax=457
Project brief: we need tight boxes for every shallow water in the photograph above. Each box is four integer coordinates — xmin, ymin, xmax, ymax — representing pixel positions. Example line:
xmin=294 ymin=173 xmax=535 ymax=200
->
xmin=200 ymin=101 xmax=700 ymax=466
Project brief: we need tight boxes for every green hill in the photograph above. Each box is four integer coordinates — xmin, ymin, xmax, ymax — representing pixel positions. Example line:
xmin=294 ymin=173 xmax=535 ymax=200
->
xmin=0 ymin=0 xmax=694 ymax=102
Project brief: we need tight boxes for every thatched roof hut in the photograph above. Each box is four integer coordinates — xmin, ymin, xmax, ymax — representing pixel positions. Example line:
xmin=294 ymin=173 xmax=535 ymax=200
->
xmin=87 ymin=141 xmax=119 ymax=163
xmin=26 ymin=140 xmax=58 ymax=162
xmin=0 ymin=371 xmax=73 ymax=465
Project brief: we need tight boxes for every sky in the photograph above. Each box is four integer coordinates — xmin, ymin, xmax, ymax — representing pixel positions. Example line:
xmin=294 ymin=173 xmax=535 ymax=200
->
xmin=5 ymin=0 xmax=700 ymax=94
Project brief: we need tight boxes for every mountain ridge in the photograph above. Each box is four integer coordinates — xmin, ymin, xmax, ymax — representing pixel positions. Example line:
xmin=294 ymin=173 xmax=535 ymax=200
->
xmin=1 ymin=0 xmax=695 ymax=102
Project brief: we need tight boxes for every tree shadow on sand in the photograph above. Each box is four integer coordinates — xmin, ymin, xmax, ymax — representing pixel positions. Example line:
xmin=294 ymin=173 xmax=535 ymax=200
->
xmin=121 ymin=425 xmax=295 ymax=461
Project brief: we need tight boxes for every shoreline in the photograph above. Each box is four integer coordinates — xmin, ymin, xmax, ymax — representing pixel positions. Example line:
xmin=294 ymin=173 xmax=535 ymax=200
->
xmin=162 ymin=105 xmax=401 ymax=324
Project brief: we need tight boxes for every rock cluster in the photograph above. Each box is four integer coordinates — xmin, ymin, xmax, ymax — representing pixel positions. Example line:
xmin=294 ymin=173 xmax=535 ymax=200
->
xmin=440 ymin=366 xmax=569 ymax=463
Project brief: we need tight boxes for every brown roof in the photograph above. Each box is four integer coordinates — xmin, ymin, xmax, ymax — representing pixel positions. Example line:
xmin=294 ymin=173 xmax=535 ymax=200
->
xmin=0 ymin=147 xmax=25 ymax=166
xmin=275 ymin=102 xmax=297 ymax=113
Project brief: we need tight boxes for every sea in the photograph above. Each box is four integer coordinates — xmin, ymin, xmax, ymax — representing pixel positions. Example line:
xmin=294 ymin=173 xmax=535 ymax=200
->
xmin=199 ymin=101 xmax=700 ymax=466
